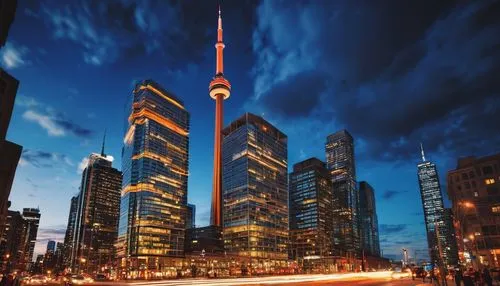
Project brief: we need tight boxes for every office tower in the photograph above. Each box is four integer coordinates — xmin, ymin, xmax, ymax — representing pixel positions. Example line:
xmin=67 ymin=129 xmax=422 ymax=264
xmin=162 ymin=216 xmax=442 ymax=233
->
xmin=54 ymin=242 xmax=64 ymax=272
xmin=289 ymin=158 xmax=333 ymax=271
xmin=209 ymin=7 xmax=231 ymax=227
xmin=0 ymin=210 xmax=26 ymax=272
xmin=0 ymin=69 xmax=22 ymax=239
xmin=186 ymin=204 xmax=195 ymax=229
xmin=46 ymin=240 xmax=56 ymax=253
xmin=117 ymin=80 xmax=190 ymax=274
xmin=447 ymin=153 xmax=500 ymax=267
xmin=71 ymin=146 xmax=122 ymax=273
xmin=185 ymin=226 xmax=224 ymax=254
xmin=21 ymin=208 xmax=40 ymax=269
xmin=442 ymin=208 xmax=459 ymax=267
xmin=416 ymin=145 xmax=448 ymax=268
xmin=325 ymin=130 xmax=360 ymax=257
xmin=63 ymin=195 xmax=78 ymax=269
xmin=358 ymin=181 xmax=380 ymax=257
xmin=222 ymin=113 xmax=288 ymax=261
xmin=0 ymin=0 xmax=17 ymax=47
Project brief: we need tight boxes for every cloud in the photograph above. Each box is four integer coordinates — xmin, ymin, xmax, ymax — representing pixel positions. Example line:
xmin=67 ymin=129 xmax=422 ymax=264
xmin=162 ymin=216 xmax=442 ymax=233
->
xmin=22 ymin=109 xmax=93 ymax=138
xmin=21 ymin=149 xmax=74 ymax=168
xmin=15 ymin=95 xmax=40 ymax=108
xmin=0 ymin=42 xmax=29 ymax=69
xmin=23 ymin=110 xmax=65 ymax=136
xmin=379 ymin=224 xmax=407 ymax=234
xmin=249 ymin=0 xmax=500 ymax=163
xmin=382 ymin=190 xmax=409 ymax=200
xmin=78 ymin=157 xmax=89 ymax=174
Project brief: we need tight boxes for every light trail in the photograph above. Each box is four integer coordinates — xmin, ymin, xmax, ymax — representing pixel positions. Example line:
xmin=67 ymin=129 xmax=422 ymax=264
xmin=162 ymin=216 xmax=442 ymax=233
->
xmin=123 ymin=271 xmax=393 ymax=286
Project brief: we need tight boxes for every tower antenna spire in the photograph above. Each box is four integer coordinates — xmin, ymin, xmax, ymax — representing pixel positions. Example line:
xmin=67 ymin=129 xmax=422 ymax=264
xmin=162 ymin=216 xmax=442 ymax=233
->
xmin=101 ymin=129 xmax=107 ymax=157
xmin=420 ymin=142 xmax=426 ymax=162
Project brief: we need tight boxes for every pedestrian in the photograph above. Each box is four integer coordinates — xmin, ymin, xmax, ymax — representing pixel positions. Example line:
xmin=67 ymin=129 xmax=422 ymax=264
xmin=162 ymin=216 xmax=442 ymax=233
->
xmin=463 ymin=268 xmax=474 ymax=286
xmin=483 ymin=268 xmax=493 ymax=286
xmin=454 ymin=268 xmax=463 ymax=286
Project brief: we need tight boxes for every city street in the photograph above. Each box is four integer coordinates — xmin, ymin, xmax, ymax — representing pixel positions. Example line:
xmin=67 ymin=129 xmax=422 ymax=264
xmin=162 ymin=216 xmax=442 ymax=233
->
xmin=81 ymin=272 xmax=434 ymax=286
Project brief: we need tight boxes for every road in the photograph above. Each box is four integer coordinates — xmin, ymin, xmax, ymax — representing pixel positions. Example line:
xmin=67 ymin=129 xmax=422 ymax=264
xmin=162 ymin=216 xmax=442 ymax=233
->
xmin=82 ymin=272 xmax=435 ymax=286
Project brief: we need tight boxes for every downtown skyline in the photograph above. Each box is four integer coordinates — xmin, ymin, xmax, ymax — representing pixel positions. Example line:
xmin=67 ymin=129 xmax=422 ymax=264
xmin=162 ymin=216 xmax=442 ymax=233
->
xmin=3 ymin=0 xmax=500 ymax=262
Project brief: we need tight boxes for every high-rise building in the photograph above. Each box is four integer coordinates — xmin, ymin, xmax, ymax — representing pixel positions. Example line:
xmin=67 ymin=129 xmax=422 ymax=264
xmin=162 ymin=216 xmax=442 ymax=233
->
xmin=21 ymin=208 xmax=40 ymax=270
xmin=44 ymin=240 xmax=57 ymax=272
xmin=447 ymin=153 xmax=500 ymax=268
xmin=209 ymin=7 xmax=231 ymax=227
xmin=46 ymin=240 xmax=56 ymax=254
xmin=0 ymin=69 xmax=22 ymax=239
xmin=0 ymin=210 xmax=26 ymax=272
xmin=416 ymin=145 xmax=449 ymax=268
xmin=222 ymin=113 xmax=288 ymax=261
xmin=442 ymin=208 xmax=459 ymax=267
xmin=325 ymin=130 xmax=360 ymax=257
xmin=358 ymin=181 xmax=380 ymax=257
xmin=71 ymin=145 xmax=122 ymax=273
xmin=0 ymin=0 xmax=17 ymax=48
xmin=63 ymin=195 xmax=78 ymax=269
xmin=184 ymin=225 xmax=224 ymax=254
xmin=186 ymin=204 xmax=195 ymax=229
xmin=117 ymin=80 xmax=190 ymax=275
xmin=289 ymin=158 xmax=333 ymax=271
xmin=54 ymin=242 xmax=64 ymax=272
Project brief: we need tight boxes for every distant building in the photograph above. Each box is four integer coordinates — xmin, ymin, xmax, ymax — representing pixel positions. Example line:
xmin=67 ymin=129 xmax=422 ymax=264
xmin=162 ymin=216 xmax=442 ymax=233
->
xmin=71 ymin=147 xmax=122 ymax=273
xmin=447 ymin=153 xmax=500 ymax=268
xmin=222 ymin=113 xmax=288 ymax=261
xmin=442 ymin=208 xmax=459 ymax=267
xmin=358 ymin=181 xmax=380 ymax=257
xmin=184 ymin=225 xmax=224 ymax=254
xmin=186 ymin=204 xmax=196 ymax=229
xmin=63 ymin=195 xmax=78 ymax=269
xmin=0 ymin=210 xmax=26 ymax=272
xmin=54 ymin=242 xmax=64 ymax=272
xmin=46 ymin=240 xmax=56 ymax=253
xmin=22 ymin=208 xmax=40 ymax=270
xmin=0 ymin=69 xmax=22 ymax=239
xmin=117 ymin=80 xmax=190 ymax=276
xmin=416 ymin=145 xmax=449 ymax=269
xmin=325 ymin=130 xmax=360 ymax=258
xmin=0 ymin=0 xmax=17 ymax=47
xmin=289 ymin=158 xmax=333 ymax=272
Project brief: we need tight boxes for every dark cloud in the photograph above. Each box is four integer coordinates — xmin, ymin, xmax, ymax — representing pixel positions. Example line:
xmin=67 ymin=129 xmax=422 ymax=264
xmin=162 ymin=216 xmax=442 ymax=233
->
xmin=36 ymin=225 xmax=66 ymax=241
xmin=379 ymin=224 xmax=407 ymax=234
xmin=382 ymin=190 xmax=409 ymax=200
xmin=54 ymin=118 xmax=93 ymax=137
xmin=21 ymin=149 xmax=73 ymax=168
xmin=251 ymin=0 xmax=500 ymax=163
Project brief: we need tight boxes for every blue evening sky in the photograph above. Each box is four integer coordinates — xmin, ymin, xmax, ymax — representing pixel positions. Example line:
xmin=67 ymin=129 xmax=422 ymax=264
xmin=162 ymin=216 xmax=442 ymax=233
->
xmin=2 ymin=0 xmax=499 ymax=259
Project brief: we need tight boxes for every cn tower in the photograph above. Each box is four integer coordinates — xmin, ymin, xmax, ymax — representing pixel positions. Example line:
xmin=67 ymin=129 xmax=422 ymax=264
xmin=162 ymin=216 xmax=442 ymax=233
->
xmin=209 ymin=6 xmax=230 ymax=226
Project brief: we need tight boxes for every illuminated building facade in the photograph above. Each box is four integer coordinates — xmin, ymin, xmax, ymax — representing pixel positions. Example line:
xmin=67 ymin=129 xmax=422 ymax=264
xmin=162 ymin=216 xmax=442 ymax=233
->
xmin=21 ymin=208 xmax=40 ymax=270
xmin=71 ymin=149 xmax=122 ymax=273
xmin=222 ymin=113 xmax=288 ymax=261
xmin=325 ymin=130 xmax=360 ymax=258
xmin=117 ymin=80 xmax=190 ymax=275
xmin=289 ymin=158 xmax=333 ymax=271
xmin=358 ymin=181 xmax=380 ymax=257
xmin=447 ymin=153 xmax=500 ymax=267
xmin=209 ymin=7 xmax=231 ymax=227
xmin=417 ymin=145 xmax=449 ymax=268
xmin=186 ymin=204 xmax=195 ymax=229
xmin=63 ymin=195 xmax=78 ymax=269
xmin=442 ymin=208 xmax=459 ymax=267
xmin=0 ymin=210 xmax=26 ymax=272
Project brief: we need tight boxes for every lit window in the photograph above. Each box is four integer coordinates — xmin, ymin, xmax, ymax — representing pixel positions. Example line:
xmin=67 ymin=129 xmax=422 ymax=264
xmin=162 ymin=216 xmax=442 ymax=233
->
xmin=485 ymin=178 xmax=496 ymax=185
xmin=492 ymin=206 xmax=500 ymax=213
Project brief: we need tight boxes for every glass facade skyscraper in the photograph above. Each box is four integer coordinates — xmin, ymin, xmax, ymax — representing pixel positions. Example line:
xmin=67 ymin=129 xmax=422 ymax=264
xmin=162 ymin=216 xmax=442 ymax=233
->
xmin=117 ymin=80 xmax=190 ymax=274
xmin=289 ymin=158 xmax=333 ymax=271
xmin=417 ymin=147 xmax=448 ymax=268
xmin=71 ymin=152 xmax=122 ymax=272
xmin=358 ymin=181 xmax=380 ymax=257
xmin=222 ymin=113 xmax=288 ymax=261
xmin=21 ymin=208 xmax=40 ymax=270
xmin=325 ymin=130 xmax=360 ymax=257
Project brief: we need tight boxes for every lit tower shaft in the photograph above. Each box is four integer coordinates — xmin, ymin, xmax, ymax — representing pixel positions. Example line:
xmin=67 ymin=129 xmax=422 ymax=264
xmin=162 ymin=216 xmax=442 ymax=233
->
xmin=209 ymin=7 xmax=231 ymax=226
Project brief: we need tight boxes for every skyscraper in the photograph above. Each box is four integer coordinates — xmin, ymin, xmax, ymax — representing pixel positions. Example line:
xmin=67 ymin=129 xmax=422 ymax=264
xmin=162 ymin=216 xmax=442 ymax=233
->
xmin=442 ymin=208 xmax=459 ymax=267
xmin=209 ymin=7 xmax=231 ymax=227
xmin=63 ymin=195 xmax=78 ymax=269
xmin=0 ymin=0 xmax=17 ymax=48
xmin=21 ymin=208 xmax=40 ymax=269
xmin=71 ymin=146 xmax=122 ymax=272
xmin=416 ymin=145 xmax=448 ymax=268
xmin=289 ymin=158 xmax=333 ymax=271
xmin=186 ymin=203 xmax=195 ymax=229
xmin=46 ymin=240 xmax=56 ymax=253
xmin=447 ymin=153 xmax=500 ymax=268
xmin=358 ymin=181 xmax=380 ymax=257
xmin=222 ymin=113 xmax=288 ymax=262
xmin=117 ymin=80 xmax=190 ymax=275
xmin=325 ymin=130 xmax=360 ymax=258
xmin=0 ymin=210 xmax=26 ymax=272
